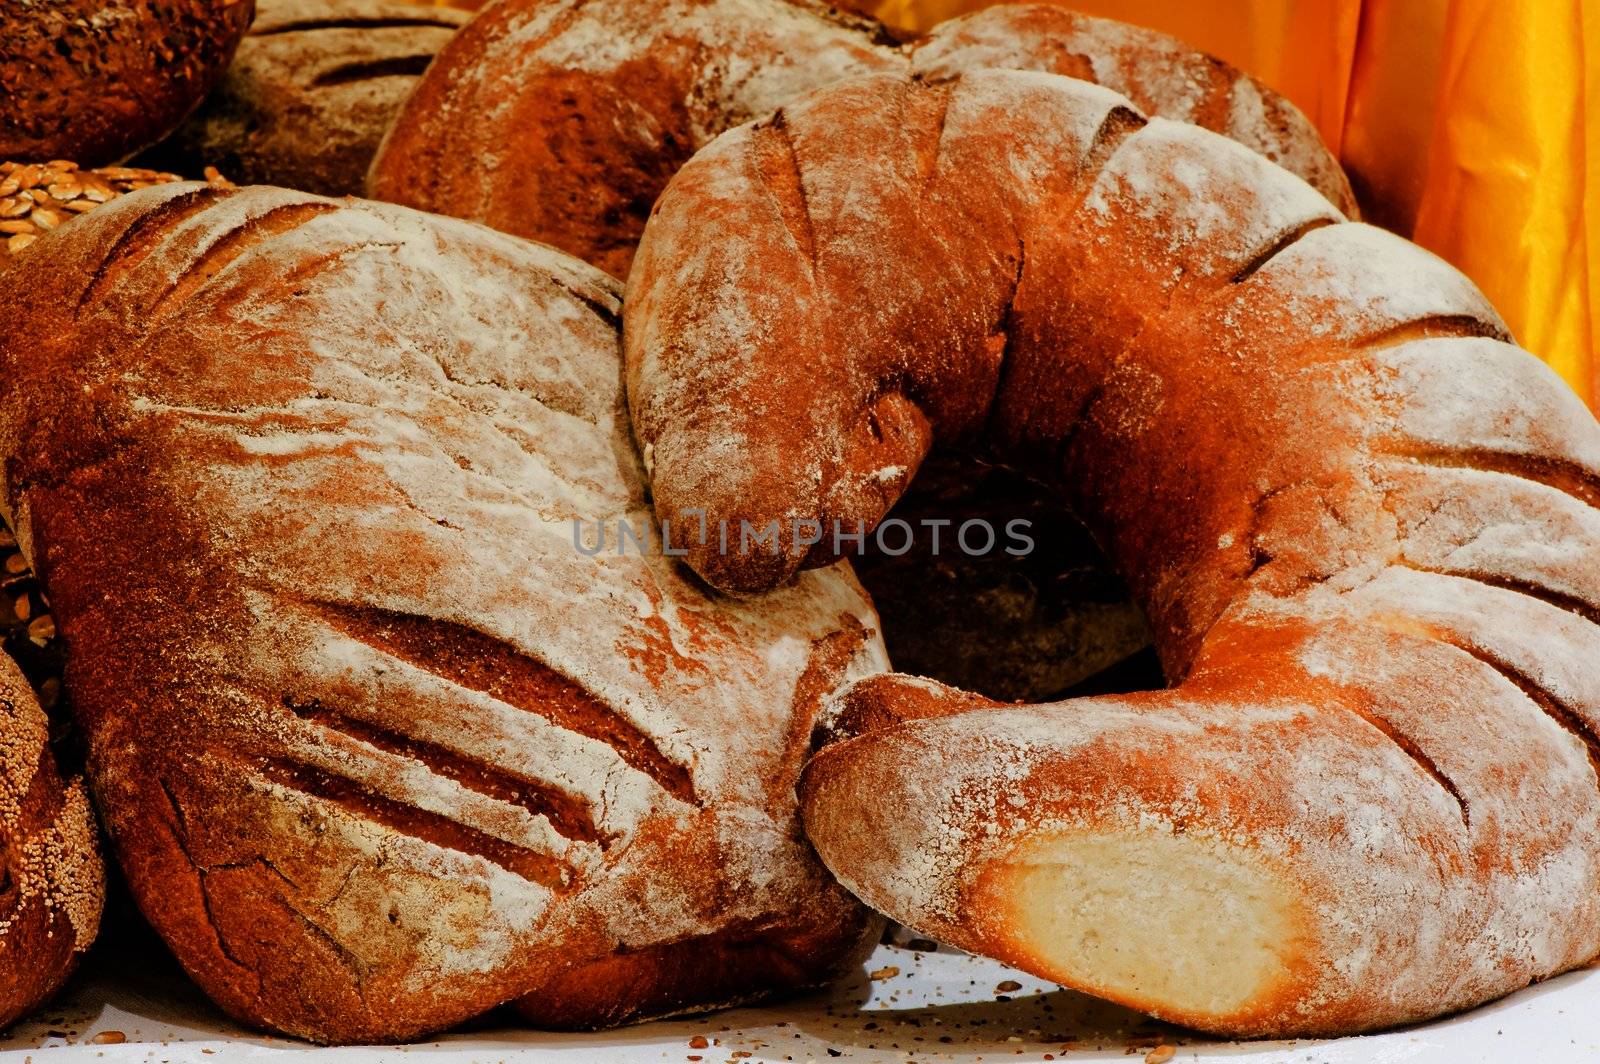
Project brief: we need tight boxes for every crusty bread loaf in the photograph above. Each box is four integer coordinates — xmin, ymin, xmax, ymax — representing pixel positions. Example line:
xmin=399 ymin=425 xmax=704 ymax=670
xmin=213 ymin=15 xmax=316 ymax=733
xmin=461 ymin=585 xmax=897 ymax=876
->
xmin=0 ymin=183 xmax=886 ymax=1043
xmin=138 ymin=0 xmax=468 ymax=197
xmin=624 ymin=69 xmax=1600 ymax=1035
xmin=0 ymin=0 xmax=254 ymax=166
xmin=0 ymin=652 xmax=103 ymax=1030
xmin=369 ymin=0 xmax=1353 ymax=280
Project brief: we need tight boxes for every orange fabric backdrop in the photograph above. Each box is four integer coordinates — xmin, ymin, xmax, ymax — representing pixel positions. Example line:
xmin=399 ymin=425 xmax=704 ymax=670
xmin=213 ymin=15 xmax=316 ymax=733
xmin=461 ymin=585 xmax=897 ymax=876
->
xmin=860 ymin=0 xmax=1597 ymax=411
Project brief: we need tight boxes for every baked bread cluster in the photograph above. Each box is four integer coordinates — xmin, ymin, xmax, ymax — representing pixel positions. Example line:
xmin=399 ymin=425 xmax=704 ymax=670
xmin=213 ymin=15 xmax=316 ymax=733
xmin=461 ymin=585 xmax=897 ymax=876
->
xmin=369 ymin=0 xmax=1356 ymax=704
xmin=2 ymin=0 xmax=1596 ymax=1050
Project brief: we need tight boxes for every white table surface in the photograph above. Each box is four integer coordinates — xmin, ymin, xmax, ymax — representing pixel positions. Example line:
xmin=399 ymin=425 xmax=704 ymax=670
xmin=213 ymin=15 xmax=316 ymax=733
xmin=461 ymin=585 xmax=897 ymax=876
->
xmin=3 ymin=926 xmax=1596 ymax=1064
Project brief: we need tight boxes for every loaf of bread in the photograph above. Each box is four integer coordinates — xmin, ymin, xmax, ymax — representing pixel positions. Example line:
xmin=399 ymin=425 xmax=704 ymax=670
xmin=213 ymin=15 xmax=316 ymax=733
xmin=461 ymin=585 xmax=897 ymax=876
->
xmin=0 ymin=0 xmax=254 ymax=166
xmin=0 ymin=652 xmax=103 ymax=1030
xmin=138 ymin=0 xmax=468 ymax=197
xmin=0 ymin=183 xmax=886 ymax=1043
xmin=624 ymin=69 xmax=1600 ymax=1036
xmin=369 ymin=0 xmax=1354 ymax=280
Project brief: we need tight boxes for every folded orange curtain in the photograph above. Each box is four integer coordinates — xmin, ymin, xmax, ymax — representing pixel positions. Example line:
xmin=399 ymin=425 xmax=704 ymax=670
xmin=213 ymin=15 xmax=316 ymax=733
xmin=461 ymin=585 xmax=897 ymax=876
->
xmin=862 ymin=0 xmax=1598 ymax=412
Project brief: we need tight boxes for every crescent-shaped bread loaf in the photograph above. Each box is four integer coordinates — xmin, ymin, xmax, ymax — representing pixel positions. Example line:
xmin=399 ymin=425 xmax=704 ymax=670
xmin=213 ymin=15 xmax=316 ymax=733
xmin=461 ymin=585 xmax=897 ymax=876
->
xmin=0 ymin=652 xmax=103 ymax=1030
xmin=0 ymin=184 xmax=886 ymax=1043
xmin=623 ymin=69 xmax=1600 ymax=1036
xmin=368 ymin=0 xmax=1354 ymax=281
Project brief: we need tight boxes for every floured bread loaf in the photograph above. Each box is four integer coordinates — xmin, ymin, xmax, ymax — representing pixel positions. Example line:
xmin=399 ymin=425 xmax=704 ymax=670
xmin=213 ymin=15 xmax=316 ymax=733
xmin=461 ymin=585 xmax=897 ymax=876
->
xmin=625 ymin=69 xmax=1600 ymax=1036
xmin=0 ymin=652 xmax=103 ymax=1030
xmin=0 ymin=183 xmax=885 ymax=1043
xmin=369 ymin=0 xmax=1353 ymax=280
xmin=138 ymin=0 xmax=468 ymax=197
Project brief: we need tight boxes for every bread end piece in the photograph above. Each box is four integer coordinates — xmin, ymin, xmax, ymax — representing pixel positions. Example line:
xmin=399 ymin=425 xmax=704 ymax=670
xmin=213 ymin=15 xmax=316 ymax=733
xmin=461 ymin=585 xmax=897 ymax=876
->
xmin=976 ymin=828 xmax=1308 ymax=1026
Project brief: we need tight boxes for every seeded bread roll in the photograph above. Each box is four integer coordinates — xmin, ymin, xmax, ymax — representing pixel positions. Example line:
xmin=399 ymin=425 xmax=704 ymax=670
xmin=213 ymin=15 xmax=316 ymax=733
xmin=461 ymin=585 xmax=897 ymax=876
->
xmin=0 ymin=652 xmax=103 ymax=1030
xmin=138 ymin=0 xmax=468 ymax=197
xmin=0 ymin=183 xmax=886 ymax=1043
xmin=625 ymin=69 xmax=1600 ymax=1036
xmin=0 ymin=0 xmax=254 ymax=166
xmin=369 ymin=0 xmax=1353 ymax=281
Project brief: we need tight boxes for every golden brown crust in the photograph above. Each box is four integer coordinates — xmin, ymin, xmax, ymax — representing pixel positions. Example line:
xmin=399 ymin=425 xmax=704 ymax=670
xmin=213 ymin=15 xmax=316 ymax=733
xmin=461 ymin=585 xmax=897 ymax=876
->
xmin=0 ymin=0 xmax=255 ymax=166
xmin=0 ymin=183 xmax=886 ymax=1042
xmin=137 ymin=0 xmax=469 ymax=197
xmin=0 ymin=653 xmax=104 ymax=1031
xmin=368 ymin=0 xmax=1350 ymax=281
xmin=626 ymin=70 xmax=1600 ymax=1035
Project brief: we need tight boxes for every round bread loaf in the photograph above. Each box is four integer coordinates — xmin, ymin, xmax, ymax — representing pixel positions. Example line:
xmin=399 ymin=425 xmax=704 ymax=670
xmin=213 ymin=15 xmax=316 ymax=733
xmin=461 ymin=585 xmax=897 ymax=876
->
xmin=137 ymin=0 xmax=468 ymax=197
xmin=0 ymin=0 xmax=255 ymax=166
xmin=0 ymin=183 xmax=886 ymax=1043
xmin=369 ymin=0 xmax=1354 ymax=281
xmin=624 ymin=69 xmax=1600 ymax=1036
xmin=0 ymin=652 xmax=103 ymax=1030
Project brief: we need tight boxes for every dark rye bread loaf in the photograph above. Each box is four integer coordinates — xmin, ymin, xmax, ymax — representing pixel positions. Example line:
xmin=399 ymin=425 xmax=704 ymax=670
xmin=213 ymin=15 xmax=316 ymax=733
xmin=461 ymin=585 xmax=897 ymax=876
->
xmin=369 ymin=0 xmax=1354 ymax=280
xmin=138 ymin=0 xmax=468 ymax=197
xmin=626 ymin=69 xmax=1600 ymax=1035
xmin=0 ymin=652 xmax=103 ymax=1030
xmin=0 ymin=183 xmax=885 ymax=1043
xmin=0 ymin=0 xmax=254 ymax=166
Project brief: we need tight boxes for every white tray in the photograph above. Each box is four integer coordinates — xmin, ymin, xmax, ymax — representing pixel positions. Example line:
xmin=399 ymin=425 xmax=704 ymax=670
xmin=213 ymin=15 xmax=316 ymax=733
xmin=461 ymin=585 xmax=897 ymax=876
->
xmin=3 ymin=930 xmax=1596 ymax=1063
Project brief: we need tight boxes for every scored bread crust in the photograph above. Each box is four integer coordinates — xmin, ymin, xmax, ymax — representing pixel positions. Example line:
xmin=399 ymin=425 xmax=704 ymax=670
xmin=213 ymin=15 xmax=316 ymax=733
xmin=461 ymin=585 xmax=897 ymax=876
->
xmin=623 ymin=69 xmax=1600 ymax=1035
xmin=368 ymin=0 xmax=1354 ymax=281
xmin=137 ymin=0 xmax=469 ymax=197
xmin=0 ymin=184 xmax=886 ymax=1043
xmin=0 ymin=653 xmax=104 ymax=1030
